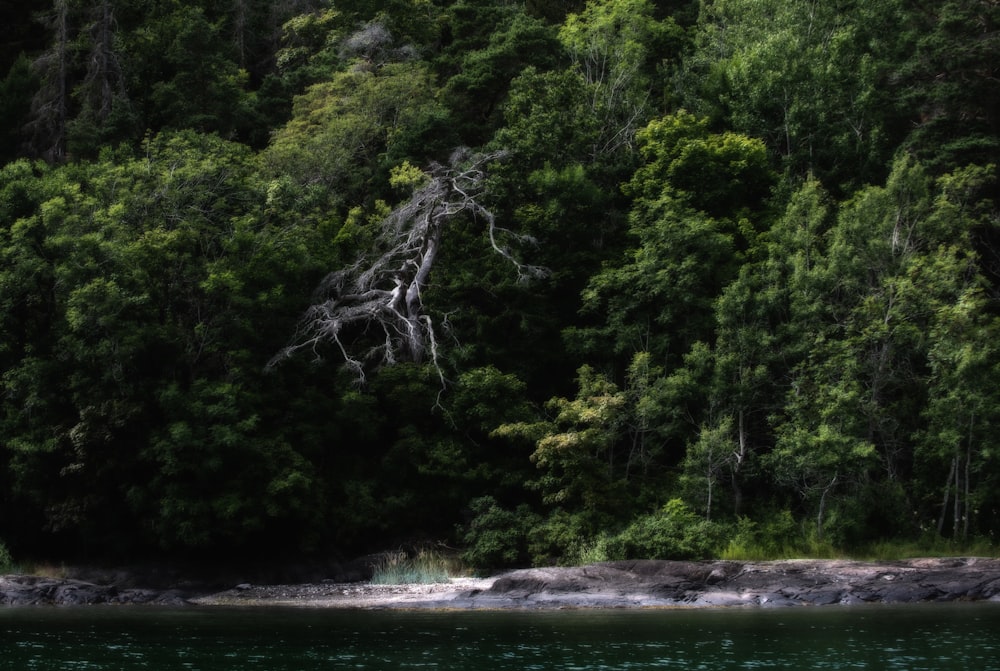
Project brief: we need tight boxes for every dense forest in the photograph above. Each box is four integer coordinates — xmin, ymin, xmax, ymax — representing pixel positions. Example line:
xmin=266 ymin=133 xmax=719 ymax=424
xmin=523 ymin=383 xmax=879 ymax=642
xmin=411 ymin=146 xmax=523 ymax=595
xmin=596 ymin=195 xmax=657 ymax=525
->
xmin=1 ymin=0 xmax=998 ymax=568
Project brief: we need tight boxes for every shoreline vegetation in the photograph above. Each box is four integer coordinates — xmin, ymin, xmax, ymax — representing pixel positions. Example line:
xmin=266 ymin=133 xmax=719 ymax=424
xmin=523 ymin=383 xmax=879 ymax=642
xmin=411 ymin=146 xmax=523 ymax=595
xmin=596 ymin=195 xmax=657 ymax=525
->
xmin=2 ymin=557 xmax=999 ymax=609
xmin=2 ymin=0 xmax=1000 ymax=574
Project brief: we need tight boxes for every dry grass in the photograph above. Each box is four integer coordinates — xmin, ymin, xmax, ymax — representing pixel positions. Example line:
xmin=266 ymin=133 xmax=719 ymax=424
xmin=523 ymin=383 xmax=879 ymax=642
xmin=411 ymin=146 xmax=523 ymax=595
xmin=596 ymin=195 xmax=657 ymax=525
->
xmin=370 ymin=549 xmax=461 ymax=585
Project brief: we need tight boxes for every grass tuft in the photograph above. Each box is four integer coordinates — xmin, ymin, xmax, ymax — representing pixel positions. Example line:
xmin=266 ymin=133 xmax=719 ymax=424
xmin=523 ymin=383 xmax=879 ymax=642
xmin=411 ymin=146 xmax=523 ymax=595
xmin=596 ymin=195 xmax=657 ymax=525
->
xmin=369 ymin=549 xmax=459 ymax=585
xmin=853 ymin=535 xmax=998 ymax=562
xmin=719 ymin=542 xmax=805 ymax=561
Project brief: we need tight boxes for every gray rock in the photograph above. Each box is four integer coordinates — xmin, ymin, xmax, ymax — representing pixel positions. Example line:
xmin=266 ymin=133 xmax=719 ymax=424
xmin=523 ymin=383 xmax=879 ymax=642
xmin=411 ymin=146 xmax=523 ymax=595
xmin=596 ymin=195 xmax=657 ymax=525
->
xmin=5 ymin=557 xmax=1000 ymax=610
xmin=0 ymin=574 xmax=191 ymax=606
xmin=470 ymin=557 xmax=1000 ymax=609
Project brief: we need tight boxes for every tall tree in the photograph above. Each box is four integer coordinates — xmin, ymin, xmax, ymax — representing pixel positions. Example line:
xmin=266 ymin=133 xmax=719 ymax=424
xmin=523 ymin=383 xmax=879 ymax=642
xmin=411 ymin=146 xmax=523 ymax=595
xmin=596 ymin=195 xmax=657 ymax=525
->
xmin=0 ymin=131 xmax=339 ymax=555
xmin=682 ymin=0 xmax=904 ymax=191
xmin=572 ymin=111 xmax=772 ymax=365
xmin=895 ymin=0 xmax=1000 ymax=172
xmin=0 ymin=55 xmax=39 ymax=163
xmin=763 ymin=158 xmax=999 ymax=542
xmin=558 ymin=0 xmax=683 ymax=159
xmin=66 ymin=0 xmax=135 ymax=157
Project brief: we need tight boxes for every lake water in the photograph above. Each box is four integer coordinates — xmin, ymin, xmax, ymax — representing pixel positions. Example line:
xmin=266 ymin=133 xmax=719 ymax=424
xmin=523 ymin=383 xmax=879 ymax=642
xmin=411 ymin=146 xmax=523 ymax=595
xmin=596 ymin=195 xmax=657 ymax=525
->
xmin=2 ymin=602 xmax=999 ymax=670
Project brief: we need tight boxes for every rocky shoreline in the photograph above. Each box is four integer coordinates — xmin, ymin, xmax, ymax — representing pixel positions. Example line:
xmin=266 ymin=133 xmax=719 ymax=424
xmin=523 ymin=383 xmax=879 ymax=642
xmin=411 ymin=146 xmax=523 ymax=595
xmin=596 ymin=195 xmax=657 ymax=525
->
xmin=465 ymin=557 xmax=1000 ymax=609
xmin=3 ymin=557 xmax=1000 ymax=609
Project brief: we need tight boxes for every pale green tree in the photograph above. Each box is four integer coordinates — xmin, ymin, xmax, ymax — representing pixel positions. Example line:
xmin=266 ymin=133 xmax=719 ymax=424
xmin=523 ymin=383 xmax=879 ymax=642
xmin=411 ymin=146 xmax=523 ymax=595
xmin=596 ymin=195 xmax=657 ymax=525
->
xmin=683 ymin=0 xmax=902 ymax=189
xmin=764 ymin=158 xmax=999 ymax=541
xmin=558 ymin=0 xmax=683 ymax=158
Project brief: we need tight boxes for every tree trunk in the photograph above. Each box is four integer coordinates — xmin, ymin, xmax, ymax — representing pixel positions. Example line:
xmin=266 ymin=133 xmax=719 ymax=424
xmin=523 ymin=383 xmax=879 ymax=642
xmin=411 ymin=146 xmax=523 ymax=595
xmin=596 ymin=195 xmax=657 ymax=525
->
xmin=233 ymin=0 xmax=249 ymax=68
xmin=937 ymin=456 xmax=956 ymax=536
xmin=93 ymin=0 xmax=114 ymax=120
xmin=730 ymin=469 xmax=742 ymax=519
xmin=953 ymin=453 xmax=961 ymax=539
xmin=705 ymin=464 xmax=713 ymax=522
xmin=816 ymin=473 xmax=837 ymax=542
xmin=402 ymin=224 xmax=441 ymax=362
xmin=732 ymin=408 xmax=747 ymax=517
xmin=963 ymin=415 xmax=973 ymax=541
xmin=963 ymin=448 xmax=970 ymax=541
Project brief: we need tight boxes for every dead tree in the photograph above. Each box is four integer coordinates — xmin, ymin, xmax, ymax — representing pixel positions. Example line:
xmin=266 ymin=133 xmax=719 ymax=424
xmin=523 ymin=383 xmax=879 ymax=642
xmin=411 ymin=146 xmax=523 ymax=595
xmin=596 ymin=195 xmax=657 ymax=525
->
xmin=271 ymin=148 xmax=544 ymax=382
xmin=29 ymin=0 xmax=71 ymax=161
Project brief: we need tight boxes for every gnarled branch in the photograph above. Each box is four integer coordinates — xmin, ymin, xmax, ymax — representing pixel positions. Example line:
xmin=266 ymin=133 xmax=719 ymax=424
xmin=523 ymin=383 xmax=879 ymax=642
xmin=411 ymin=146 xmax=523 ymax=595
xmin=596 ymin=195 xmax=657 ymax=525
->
xmin=270 ymin=147 xmax=545 ymax=382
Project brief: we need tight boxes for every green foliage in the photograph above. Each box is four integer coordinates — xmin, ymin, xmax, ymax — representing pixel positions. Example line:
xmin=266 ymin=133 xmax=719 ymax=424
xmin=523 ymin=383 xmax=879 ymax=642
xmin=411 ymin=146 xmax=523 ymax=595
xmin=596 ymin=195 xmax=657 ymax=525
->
xmin=461 ymin=496 xmax=540 ymax=569
xmin=442 ymin=9 xmax=560 ymax=145
xmin=0 ymin=54 xmax=36 ymax=163
xmin=495 ymin=365 xmax=628 ymax=514
xmin=721 ymin=512 xmax=803 ymax=560
xmin=2 ymin=0 xmax=999 ymax=566
xmin=274 ymin=7 xmax=344 ymax=80
xmin=0 ymin=130 xmax=336 ymax=554
xmin=682 ymin=0 xmax=903 ymax=190
xmin=894 ymin=0 xmax=1000 ymax=172
xmin=603 ymin=499 xmax=724 ymax=560
xmin=628 ymin=111 xmax=773 ymax=219
xmin=492 ymin=67 xmax=600 ymax=171
xmin=263 ymin=59 xmax=446 ymax=211
xmin=558 ymin=0 xmax=684 ymax=158
xmin=574 ymin=112 xmax=773 ymax=363
xmin=527 ymin=508 xmax=604 ymax=566
xmin=0 ymin=540 xmax=12 ymax=571
xmin=857 ymin=534 xmax=998 ymax=562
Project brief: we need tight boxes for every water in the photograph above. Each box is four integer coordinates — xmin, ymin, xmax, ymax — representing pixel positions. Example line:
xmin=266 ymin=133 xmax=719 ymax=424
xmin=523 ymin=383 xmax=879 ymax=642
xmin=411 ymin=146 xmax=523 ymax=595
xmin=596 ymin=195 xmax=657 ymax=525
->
xmin=2 ymin=603 xmax=999 ymax=670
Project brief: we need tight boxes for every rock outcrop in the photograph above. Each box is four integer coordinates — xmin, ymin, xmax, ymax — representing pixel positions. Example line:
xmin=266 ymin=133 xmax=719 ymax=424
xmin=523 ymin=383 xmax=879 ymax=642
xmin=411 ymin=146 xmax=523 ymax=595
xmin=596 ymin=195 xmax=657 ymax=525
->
xmin=457 ymin=557 xmax=1000 ymax=609
xmin=0 ymin=557 xmax=378 ymax=606
xmin=0 ymin=574 xmax=189 ymax=606
xmin=4 ymin=557 xmax=1000 ymax=608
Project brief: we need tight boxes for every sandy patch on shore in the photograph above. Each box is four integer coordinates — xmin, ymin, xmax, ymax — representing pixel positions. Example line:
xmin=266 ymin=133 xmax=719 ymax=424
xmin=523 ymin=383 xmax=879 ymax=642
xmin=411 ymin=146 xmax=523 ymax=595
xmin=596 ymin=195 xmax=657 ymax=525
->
xmin=189 ymin=576 xmax=497 ymax=608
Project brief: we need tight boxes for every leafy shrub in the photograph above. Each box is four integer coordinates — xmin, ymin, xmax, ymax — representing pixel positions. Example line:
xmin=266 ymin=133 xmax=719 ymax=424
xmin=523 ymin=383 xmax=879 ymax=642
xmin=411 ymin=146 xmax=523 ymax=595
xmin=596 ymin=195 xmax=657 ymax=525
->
xmin=604 ymin=499 xmax=723 ymax=560
xmin=575 ymin=534 xmax=614 ymax=564
xmin=526 ymin=509 xmax=599 ymax=565
xmin=721 ymin=511 xmax=802 ymax=560
xmin=0 ymin=541 xmax=12 ymax=572
xmin=461 ymin=496 xmax=539 ymax=570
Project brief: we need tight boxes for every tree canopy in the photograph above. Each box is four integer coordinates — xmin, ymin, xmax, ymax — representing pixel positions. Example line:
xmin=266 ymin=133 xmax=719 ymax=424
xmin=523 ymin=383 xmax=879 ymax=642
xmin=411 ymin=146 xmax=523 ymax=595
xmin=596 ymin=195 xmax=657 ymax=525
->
xmin=1 ymin=0 xmax=998 ymax=566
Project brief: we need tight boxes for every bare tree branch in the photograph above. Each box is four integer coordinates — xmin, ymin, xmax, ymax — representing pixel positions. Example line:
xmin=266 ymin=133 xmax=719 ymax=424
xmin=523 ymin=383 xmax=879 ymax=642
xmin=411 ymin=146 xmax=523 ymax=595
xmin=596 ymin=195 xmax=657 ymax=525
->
xmin=269 ymin=147 xmax=545 ymax=382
